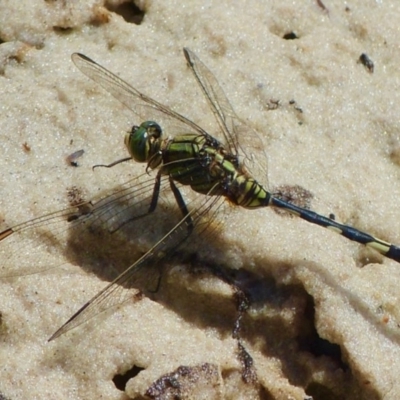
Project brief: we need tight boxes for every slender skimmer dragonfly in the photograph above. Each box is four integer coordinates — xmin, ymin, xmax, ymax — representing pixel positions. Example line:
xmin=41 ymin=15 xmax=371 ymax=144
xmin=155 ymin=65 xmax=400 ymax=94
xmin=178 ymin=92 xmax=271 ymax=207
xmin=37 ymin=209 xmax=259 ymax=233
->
xmin=1 ymin=48 xmax=400 ymax=341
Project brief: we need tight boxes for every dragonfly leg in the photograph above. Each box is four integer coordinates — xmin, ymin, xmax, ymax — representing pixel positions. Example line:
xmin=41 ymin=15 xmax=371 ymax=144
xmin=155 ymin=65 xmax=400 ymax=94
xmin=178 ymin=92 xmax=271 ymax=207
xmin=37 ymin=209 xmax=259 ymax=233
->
xmin=142 ymin=176 xmax=194 ymax=295
xmin=168 ymin=176 xmax=194 ymax=232
xmin=107 ymin=172 xmax=163 ymax=233
xmin=147 ymin=171 xmax=162 ymax=213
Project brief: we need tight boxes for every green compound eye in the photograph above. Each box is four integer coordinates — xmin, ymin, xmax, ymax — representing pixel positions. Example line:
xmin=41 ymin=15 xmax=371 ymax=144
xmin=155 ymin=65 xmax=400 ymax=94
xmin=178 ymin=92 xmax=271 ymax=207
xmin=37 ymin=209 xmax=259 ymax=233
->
xmin=125 ymin=121 xmax=162 ymax=163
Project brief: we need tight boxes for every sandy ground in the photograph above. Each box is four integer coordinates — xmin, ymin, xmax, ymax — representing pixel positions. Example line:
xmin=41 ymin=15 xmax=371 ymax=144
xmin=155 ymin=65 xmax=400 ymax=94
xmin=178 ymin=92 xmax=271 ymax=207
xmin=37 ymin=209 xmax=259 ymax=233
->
xmin=1 ymin=1 xmax=400 ymax=399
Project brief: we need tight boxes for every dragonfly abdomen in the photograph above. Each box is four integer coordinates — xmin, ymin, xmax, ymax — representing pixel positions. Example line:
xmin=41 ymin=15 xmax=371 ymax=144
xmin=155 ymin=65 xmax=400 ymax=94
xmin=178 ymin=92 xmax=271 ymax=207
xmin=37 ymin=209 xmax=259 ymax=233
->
xmin=270 ymin=196 xmax=400 ymax=262
xmin=226 ymin=175 xmax=272 ymax=208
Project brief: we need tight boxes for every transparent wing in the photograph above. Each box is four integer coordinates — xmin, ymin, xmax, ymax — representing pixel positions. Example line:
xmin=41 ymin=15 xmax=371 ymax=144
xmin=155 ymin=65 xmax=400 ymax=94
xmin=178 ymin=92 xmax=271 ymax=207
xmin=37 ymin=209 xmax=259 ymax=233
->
xmin=49 ymin=189 xmax=225 ymax=340
xmin=73 ymin=51 xmax=268 ymax=186
xmin=0 ymin=170 xmax=178 ymax=280
xmin=72 ymin=53 xmax=215 ymax=142
xmin=183 ymin=48 xmax=269 ymax=188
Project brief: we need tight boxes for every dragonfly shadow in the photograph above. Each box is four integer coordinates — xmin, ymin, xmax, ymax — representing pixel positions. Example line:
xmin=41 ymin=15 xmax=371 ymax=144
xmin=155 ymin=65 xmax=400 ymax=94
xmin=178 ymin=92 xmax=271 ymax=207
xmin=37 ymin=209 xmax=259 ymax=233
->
xmin=60 ymin=181 xmax=303 ymax=345
xmin=61 ymin=180 xmax=291 ymax=339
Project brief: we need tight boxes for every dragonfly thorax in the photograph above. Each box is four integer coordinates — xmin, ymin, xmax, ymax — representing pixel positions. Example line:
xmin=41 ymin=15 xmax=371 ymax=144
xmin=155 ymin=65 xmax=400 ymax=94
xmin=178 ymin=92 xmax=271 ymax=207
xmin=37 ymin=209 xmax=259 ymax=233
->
xmin=125 ymin=121 xmax=163 ymax=168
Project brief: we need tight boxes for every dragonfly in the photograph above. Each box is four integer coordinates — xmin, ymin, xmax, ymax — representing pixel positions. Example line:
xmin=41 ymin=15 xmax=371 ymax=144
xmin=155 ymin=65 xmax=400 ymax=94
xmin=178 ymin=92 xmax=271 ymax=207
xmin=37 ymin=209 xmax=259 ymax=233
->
xmin=1 ymin=48 xmax=400 ymax=342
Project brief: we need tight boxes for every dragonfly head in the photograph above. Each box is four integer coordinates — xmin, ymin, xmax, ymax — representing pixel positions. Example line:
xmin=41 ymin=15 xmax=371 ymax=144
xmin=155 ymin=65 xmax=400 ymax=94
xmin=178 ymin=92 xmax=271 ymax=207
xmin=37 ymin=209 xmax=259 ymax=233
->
xmin=125 ymin=121 xmax=162 ymax=164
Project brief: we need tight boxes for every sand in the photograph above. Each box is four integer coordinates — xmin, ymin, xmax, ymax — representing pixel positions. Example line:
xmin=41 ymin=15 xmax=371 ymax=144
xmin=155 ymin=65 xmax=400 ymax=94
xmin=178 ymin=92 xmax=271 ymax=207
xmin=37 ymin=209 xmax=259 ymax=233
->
xmin=1 ymin=1 xmax=400 ymax=399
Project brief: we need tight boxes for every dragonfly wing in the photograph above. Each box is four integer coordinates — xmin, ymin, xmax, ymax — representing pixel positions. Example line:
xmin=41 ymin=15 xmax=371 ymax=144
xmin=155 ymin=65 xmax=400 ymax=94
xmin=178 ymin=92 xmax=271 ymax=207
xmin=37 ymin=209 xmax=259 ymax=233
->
xmin=49 ymin=191 xmax=224 ymax=340
xmin=0 ymin=171 xmax=170 ymax=279
xmin=72 ymin=53 xmax=210 ymax=139
xmin=183 ymin=48 xmax=269 ymax=188
xmin=183 ymin=48 xmax=239 ymax=152
xmin=233 ymin=123 xmax=269 ymax=190
xmin=0 ymin=206 xmax=89 ymax=278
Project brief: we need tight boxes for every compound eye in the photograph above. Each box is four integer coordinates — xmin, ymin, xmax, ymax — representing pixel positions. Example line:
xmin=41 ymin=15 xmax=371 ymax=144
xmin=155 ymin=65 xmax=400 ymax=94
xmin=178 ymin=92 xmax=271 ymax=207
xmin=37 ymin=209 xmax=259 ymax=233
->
xmin=146 ymin=121 xmax=162 ymax=140
xmin=124 ymin=121 xmax=162 ymax=163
